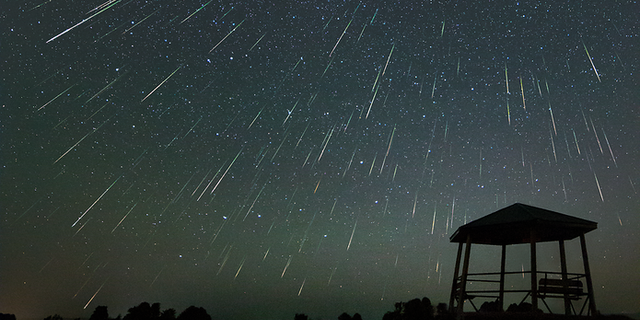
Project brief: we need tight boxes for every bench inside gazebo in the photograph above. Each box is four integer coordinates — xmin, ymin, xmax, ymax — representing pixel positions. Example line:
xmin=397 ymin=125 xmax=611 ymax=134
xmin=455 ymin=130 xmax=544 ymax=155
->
xmin=448 ymin=203 xmax=598 ymax=317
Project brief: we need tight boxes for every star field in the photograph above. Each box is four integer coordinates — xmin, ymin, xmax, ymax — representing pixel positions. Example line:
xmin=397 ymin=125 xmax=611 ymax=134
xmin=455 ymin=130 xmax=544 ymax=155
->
xmin=1 ymin=1 xmax=639 ymax=319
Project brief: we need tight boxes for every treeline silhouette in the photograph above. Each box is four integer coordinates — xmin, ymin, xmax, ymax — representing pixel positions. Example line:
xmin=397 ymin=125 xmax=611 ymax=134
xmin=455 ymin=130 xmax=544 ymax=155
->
xmin=20 ymin=298 xmax=452 ymax=320
xmin=39 ymin=302 xmax=210 ymax=320
xmin=23 ymin=297 xmax=636 ymax=320
xmin=382 ymin=297 xmax=452 ymax=320
xmin=293 ymin=297 xmax=453 ymax=320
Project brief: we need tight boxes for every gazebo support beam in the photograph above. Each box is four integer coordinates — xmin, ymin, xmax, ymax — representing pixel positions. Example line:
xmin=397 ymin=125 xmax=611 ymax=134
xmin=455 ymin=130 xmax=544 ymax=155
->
xmin=580 ymin=234 xmax=597 ymax=315
xmin=499 ymin=244 xmax=506 ymax=312
xmin=559 ymin=240 xmax=571 ymax=315
xmin=457 ymin=234 xmax=472 ymax=317
xmin=530 ymin=229 xmax=538 ymax=311
xmin=449 ymin=242 xmax=463 ymax=313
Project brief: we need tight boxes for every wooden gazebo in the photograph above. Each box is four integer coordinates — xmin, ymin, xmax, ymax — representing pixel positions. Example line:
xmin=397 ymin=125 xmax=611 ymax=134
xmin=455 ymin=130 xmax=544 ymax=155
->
xmin=448 ymin=203 xmax=597 ymax=316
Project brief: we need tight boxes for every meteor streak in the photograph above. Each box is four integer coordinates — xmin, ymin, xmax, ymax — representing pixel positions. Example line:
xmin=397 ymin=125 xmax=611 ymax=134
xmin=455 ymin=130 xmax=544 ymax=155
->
xmin=37 ymin=84 xmax=76 ymax=111
xmin=346 ymin=218 xmax=357 ymax=251
xmin=210 ymin=147 xmax=244 ymax=194
xmin=506 ymin=98 xmax=511 ymax=125
xmin=54 ymin=116 xmax=113 ymax=164
xmin=520 ymin=76 xmax=526 ymax=111
xmin=504 ymin=62 xmax=510 ymax=94
xmin=431 ymin=204 xmax=437 ymax=234
xmin=249 ymin=32 xmax=267 ymax=51
xmin=141 ymin=64 xmax=183 ymax=102
xmin=602 ymin=128 xmax=617 ymax=167
xmin=123 ymin=8 xmax=160 ymax=34
xmin=370 ymin=9 xmax=378 ymax=25
xmin=582 ymin=40 xmax=601 ymax=82
xmin=298 ymin=278 xmax=306 ymax=296
xmin=84 ymin=278 xmax=109 ymax=309
xmin=180 ymin=0 xmax=214 ymax=24
xmin=329 ymin=18 xmax=352 ymax=57
xmin=46 ymin=0 xmax=122 ymax=43
xmin=549 ymin=103 xmax=557 ymax=135
xmin=111 ymin=202 xmax=137 ymax=233
xmin=86 ymin=72 xmax=127 ymax=103
xmin=281 ymin=255 xmax=292 ymax=278
xmin=209 ymin=19 xmax=245 ymax=53
xmin=73 ymin=175 xmax=122 ymax=227
xmin=366 ymin=83 xmax=380 ymax=119
xmin=248 ymin=106 xmax=265 ymax=129
xmin=234 ymin=256 xmax=246 ymax=279
xmin=321 ymin=56 xmax=335 ymax=78
xmin=594 ymin=172 xmax=604 ymax=202
xmin=328 ymin=264 xmax=338 ymax=285
xmin=357 ymin=22 xmax=367 ymax=42
xmin=380 ymin=125 xmax=396 ymax=175
xmin=549 ymin=128 xmax=557 ymax=163
xmin=431 ymin=73 xmax=437 ymax=98
xmin=590 ymin=119 xmax=603 ymax=154
xmin=381 ymin=44 xmax=395 ymax=78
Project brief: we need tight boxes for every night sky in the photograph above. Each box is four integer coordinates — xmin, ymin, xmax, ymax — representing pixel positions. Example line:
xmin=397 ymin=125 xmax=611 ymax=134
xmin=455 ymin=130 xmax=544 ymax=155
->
xmin=2 ymin=1 xmax=639 ymax=319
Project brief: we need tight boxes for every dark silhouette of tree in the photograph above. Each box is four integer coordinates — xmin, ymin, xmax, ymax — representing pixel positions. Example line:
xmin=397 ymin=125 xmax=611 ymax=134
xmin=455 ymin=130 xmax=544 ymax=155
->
xmin=382 ymin=311 xmax=398 ymax=320
xmin=0 ymin=314 xmax=16 ymax=320
xmin=159 ymin=309 xmax=176 ymax=320
xmin=294 ymin=313 xmax=308 ymax=320
xmin=506 ymin=302 xmax=542 ymax=313
xmin=151 ymin=303 xmax=161 ymax=319
xmin=352 ymin=313 xmax=363 ymax=320
xmin=338 ymin=313 xmax=352 ymax=320
xmin=435 ymin=303 xmax=447 ymax=315
xmin=421 ymin=298 xmax=434 ymax=320
xmin=434 ymin=303 xmax=452 ymax=320
xmin=382 ymin=302 xmax=402 ymax=320
xmin=43 ymin=315 xmax=63 ymax=320
xmin=403 ymin=298 xmax=433 ymax=320
xmin=90 ymin=306 xmax=109 ymax=320
xmin=383 ymin=297 xmax=435 ymax=320
xmin=121 ymin=302 xmax=181 ymax=320
xmin=176 ymin=306 xmax=211 ymax=320
xmin=124 ymin=302 xmax=153 ymax=320
xmin=478 ymin=300 xmax=500 ymax=313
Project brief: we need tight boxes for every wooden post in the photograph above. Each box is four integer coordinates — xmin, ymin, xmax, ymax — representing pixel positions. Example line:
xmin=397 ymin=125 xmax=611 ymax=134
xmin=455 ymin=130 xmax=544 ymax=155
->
xmin=559 ymin=240 xmax=571 ymax=315
xmin=580 ymin=234 xmax=597 ymax=315
xmin=530 ymin=229 xmax=538 ymax=311
xmin=499 ymin=244 xmax=506 ymax=311
xmin=457 ymin=235 xmax=472 ymax=317
xmin=449 ymin=242 xmax=464 ymax=313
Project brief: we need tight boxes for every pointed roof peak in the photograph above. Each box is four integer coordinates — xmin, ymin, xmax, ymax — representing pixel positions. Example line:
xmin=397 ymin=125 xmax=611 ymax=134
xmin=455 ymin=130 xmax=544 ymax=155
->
xmin=450 ymin=203 xmax=597 ymax=245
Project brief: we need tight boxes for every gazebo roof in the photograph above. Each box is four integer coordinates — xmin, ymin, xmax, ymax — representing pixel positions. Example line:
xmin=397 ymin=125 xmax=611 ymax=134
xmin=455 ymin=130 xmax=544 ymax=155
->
xmin=449 ymin=203 xmax=597 ymax=245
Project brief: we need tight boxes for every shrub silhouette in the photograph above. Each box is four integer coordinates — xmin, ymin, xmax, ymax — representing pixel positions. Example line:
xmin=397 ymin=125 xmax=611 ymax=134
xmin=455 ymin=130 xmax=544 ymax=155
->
xmin=478 ymin=301 xmax=501 ymax=313
xmin=160 ymin=309 xmax=176 ymax=320
xmin=176 ymin=306 xmax=211 ymax=320
xmin=505 ymin=302 xmax=542 ymax=313
xmin=123 ymin=302 xmax=153 ymax=320
xmin=294 ymin=314 xmax=309 ymax=320
xmin=90 ymin=306 xmax=109 ymax=320
xmin=122 ymin=302 xmax=181 ymax=320
xmin=338 ymin=312 xmax=352 ymax=320
xmin=383 ymin=297 xmax=434 ymax=320
xmin=434 ymin=303 xmax=453 ymax=320
xmin=151 ymin=303 xmax=161 ymax=320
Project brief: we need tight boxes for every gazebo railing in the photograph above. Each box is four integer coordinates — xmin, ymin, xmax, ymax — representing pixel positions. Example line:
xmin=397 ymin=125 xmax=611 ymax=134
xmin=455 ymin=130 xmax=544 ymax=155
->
xmin=452 ymin=270 xmax=591 ymax=314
